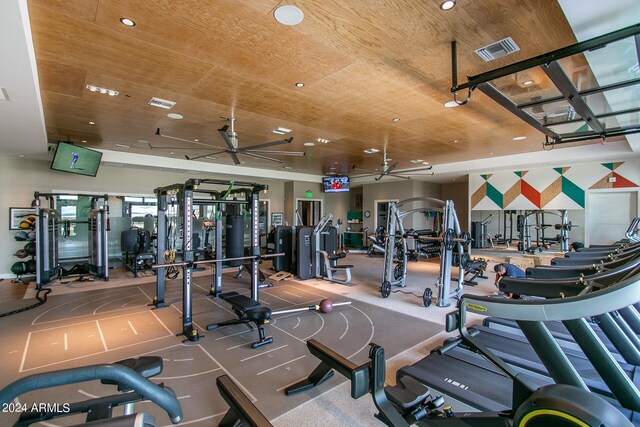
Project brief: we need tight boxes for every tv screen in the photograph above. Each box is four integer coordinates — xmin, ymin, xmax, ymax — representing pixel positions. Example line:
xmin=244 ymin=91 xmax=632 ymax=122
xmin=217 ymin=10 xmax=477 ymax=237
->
xmin=323 ymin=176 xmax=350 ymax=193
xmin=51 ymin=141 xmax=103 ymax=177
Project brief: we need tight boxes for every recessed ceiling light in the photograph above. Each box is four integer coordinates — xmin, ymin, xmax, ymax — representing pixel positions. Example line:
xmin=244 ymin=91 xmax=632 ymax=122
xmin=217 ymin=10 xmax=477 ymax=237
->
xmin=272 ymin=127 xmax=292 ymax=134
xmin=444 ymin=101 xmax=460 ymax=108
xmin=440 ymin=0 xmax=456 ymax=10
xmin=303 ymin=142 xmax=315 ymax=146
xmin=364 ymin=148 xmax=380 ymax=154
xmin=86 ymin=85 xmax=118 ymax=96
xmin=81 ymin=140 xmax=87 ymax=143
xmin=274 ymin=5 xmax=304 ymax=26
xmin=284 ymin=166 xmax=293 ymax=169
xmin=114 ymin=144 xmax=130 ymax=149
xmin=120 ymin=17 xmax=136 ymax=26
xmin=393 ymin=118 xmax=400 ymax=122
xmin=316 ymin=137 xmax=330 ymax=143
xmin=137 ymin=139 xmax=149 ymax=144
xmin=148 ymin=97 xmax=176 ymax=109
xmin=490 ymin=152 xmax=494 ymax=155
xmin=170 ymin=152 xmax=175 ymax=155
xmin=88 ymin=121 xmax=95 ymax=125
xmin=523 ymin=80 xmax=534 ymax=86
xmin=194 ymin=139 xmax=199 ymax=142
xmin=411 ymin=159 xmax=424 ymax=163
xmin=453 ymin=140 xmax=459 ymax=143
xmin=18 ymin=154 xmax=24 ymax=158
xmin=422 ymin=161 xmax=429 ymax=165
xmin=513 ymin=136 xmax=527 ymax=141
xmin=295 ymin=82 xmax=305 ymax=88
xmin=205 ymin=156 xmax=216 ymax=160
xmin=167 ymin=113 xmax=183 ymax=120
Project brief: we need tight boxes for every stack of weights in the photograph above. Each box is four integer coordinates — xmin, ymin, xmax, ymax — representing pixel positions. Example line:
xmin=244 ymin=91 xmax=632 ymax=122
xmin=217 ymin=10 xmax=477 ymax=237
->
xmin=12 ymin=215 xmax=37 ymax=276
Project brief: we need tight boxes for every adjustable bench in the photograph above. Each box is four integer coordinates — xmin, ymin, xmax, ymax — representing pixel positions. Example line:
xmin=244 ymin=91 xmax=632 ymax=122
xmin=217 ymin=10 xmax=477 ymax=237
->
xmin=207 ymin=292 xmax=273 ymax=348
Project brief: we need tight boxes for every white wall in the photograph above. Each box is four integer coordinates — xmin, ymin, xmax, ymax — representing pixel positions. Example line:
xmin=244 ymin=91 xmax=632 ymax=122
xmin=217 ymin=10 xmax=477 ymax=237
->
xmin=0 ymin=154 xmax=286 ymax=276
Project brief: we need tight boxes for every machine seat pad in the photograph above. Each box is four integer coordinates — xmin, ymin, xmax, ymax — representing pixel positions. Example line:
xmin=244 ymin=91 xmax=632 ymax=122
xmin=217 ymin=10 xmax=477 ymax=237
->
xmin=220 ymin=292 xmax=261 ymax=311
xmin=327 ymin=253 xmax=347 ymax=261
xmin=101 ymin=356 xmax=163 ymax=390
xmin=246 ymin=307 xmax=272 ymax=322
xmin=467 ymin=261 xmax=485 ymax=270
xmin=333 ymin=265 xmax=353 ymax=269
xmin=385 ymin=375 xmax=430 ymax=409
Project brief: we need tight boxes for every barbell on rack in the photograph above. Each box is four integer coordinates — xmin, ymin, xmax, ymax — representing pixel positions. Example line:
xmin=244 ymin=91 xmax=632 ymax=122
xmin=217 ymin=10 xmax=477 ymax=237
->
xmin=404 ymin=228 xmax=471 ymax=250
xmin=151 ymin=252 xmax=285 ymax=270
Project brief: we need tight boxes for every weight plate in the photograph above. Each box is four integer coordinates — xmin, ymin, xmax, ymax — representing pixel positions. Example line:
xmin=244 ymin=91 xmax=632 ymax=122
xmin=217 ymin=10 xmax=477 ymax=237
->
xmin=381 ymin=281 xmax=391 ymax=298
xmin=423 ymin=288 xmax=432 ymax=307
xmin=393 ymin=263 xmax=404 ymax=280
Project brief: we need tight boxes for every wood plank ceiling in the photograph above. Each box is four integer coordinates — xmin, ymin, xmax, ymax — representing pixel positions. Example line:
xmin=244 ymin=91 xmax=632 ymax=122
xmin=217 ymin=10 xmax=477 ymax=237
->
xmin=29 ymin=0 xmax=577 ymax=176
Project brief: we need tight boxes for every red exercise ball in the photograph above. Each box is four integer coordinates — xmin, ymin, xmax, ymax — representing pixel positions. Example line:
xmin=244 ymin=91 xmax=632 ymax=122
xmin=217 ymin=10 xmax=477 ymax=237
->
xmin=319 ymin=299 xmax=333 ymax=313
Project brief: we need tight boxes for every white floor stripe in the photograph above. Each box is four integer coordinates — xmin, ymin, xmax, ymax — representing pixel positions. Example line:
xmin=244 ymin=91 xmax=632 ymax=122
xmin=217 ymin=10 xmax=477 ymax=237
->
xmin=240 ymin=345 xmax=288 ymax=362
xmin=96 ymin=320 xmax=108 ymax=351
xmin=339 ymin=312 xmax=349 ymax=340
xmin=197 ymin=344 xmax=257 ymax=402
xmin=154 ymin=367 xmax=221 ymax=380
xmin=128 ymin=320 xmax=138 ymax=335
xmin=256 ymin=355 xmax=305 ymax=376
xmin=64 ymin=333 xmax=68 ymax=350
xmin=18 ymin=332 xmax=32 ymax=373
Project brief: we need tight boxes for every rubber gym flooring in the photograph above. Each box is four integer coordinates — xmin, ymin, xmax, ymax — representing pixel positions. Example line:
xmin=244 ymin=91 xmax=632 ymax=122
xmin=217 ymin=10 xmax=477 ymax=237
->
xmin=0 ymin=273 xmax=441 ymax=426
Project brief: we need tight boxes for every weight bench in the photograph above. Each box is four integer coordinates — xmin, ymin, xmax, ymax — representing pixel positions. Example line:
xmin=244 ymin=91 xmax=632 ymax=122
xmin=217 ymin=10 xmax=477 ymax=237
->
xmin=286 ymin=339 xmax=437 ymax=426
xmin=207 ymin=291 xmax=273 ymax=348
xmin=319 ymin=250 xmax=353 ymax=285
xmin=463 ymin=258 xmax=488 ymax=287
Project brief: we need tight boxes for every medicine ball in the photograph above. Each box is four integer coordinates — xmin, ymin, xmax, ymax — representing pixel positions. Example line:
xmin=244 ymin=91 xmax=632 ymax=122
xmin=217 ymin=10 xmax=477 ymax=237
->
xmin=28 ymin=230 xmax=36 ymax=240
xmin=24 ymin=241 xmax=36 ymax=256
xmin=26 ymin=259 xmax=36 ymax=273
xmin=15 ymin=231 xmax=29 ymax=241
xmin=19 ymin=215 xmax=36 ymax=229
xmin=14 ymin=249 xmax=29 ymax=259
xmin=11 ymin=261 xmax=28 ymax=275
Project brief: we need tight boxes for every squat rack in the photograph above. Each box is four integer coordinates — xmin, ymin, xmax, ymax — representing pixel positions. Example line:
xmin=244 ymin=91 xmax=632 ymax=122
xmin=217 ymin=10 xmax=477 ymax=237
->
xmin=153 ymin=179 xmax=268 ymax=341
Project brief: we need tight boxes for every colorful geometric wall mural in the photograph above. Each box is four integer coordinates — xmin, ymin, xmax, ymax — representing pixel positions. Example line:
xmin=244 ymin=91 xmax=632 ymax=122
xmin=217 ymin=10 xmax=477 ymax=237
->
xmin=471 ymin=160 xmax=639 ymax=210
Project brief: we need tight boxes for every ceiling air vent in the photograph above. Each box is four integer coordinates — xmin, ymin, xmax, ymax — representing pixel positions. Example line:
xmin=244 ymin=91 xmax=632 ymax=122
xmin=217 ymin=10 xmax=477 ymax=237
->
xmin=148 ymin=97 xmax=176 ymax=109
xmin=475 ymin=37 xmax=520 ymax=62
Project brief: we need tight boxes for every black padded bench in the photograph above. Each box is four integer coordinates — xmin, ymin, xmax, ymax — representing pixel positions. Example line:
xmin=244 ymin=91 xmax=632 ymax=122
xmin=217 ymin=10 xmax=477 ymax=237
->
xmin=207 ymin=292 xmax=273 ymax=348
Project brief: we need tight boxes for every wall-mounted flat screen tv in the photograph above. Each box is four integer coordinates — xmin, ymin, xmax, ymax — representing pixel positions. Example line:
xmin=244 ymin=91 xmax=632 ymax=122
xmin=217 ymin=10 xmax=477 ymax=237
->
xmin=323 ymin=176 xmax=350 ymax=193
xmin=50 ymin=141 xmax=103 ymax=177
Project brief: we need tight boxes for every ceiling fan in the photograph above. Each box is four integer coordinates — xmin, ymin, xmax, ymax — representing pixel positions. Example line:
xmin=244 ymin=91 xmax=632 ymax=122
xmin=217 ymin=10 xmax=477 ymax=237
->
xmin=352 ymin=148 xmax=434 ymax=181
xmin=157 ymin=116 xmax=305 ymax=164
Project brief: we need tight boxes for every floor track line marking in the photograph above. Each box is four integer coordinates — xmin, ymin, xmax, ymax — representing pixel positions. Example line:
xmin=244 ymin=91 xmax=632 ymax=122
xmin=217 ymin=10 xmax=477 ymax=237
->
xmin=20 ymin=335 xmax=175 ymax=373
xmin=64 ymin=333 xmax=68 ymax=350
xmin=96 ymin=321 xmax=108 ymax=351
xmin=197 ymin=344 xmax=257 ymax=402
xmin=302 ymin=312 xmax=325 ymax=341
xmin=93 ymin=295 xmax=140 ymax=314
xmin=240 ymin=345 xmax=288 ymax=362
xmin=347 ymin=305 xmax=375 ymax=359
xmin=29 ymin=310 xmax=153 ymax=333
xmin=274 ymin=284 xmax=328 ymax=299
xmin=170 ymin=304 xmax=205 ymax=333
xmin=128 ymin=321 xmax=138 ymax=335
xmin=32 ymin=288 xmax=133 ymax=325
xmin=216 ymin=329 xmax=252 ymax=341
xmin=136 ymin=285 xmax=152 ymax=301
xmin=18 ymin=332 xmax=32 ymax=373
xmin=154 ymin=367 xmax=221 ymax=380
xmin=339 ymin=312 xmax=349 ymax=340
xmin=256 ymin=355 xmax=306 ymax=376
xmin=33 ymin=306 xmax=149 ymax=327
xmin=283 ymin=291 xmax=301 ymax=298
xmin=227 ymin=341 xmax=252 ymax=350
xmin=149 ymin=308 xmax=174 ymax=335
xmin=78 ymin=389 xmax=99 ymax=399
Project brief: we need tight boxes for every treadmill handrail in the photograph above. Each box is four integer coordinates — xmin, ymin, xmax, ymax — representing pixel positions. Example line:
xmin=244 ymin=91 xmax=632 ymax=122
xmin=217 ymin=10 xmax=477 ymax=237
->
xmin=0 ymin=363 xmax=182 ymax=424
xmin=460 ymin=273 xmax=640 ymax=322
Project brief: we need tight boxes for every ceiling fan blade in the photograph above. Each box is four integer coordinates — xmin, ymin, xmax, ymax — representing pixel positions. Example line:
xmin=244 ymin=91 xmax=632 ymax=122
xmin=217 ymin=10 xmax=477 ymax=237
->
xmin=155 ymin=128 xmax=220 ymax=148
xmin=217 ymin=126 xmax=236 ymax=151
xmin=389 ymin=174 xmax=412 ymax=180
xmin=184 ymin=150 xmax=227 ymax=161
xmin=385 ymin=162 xmax=398 ymax=174
xmin=238 ymin=137 xmax=293 ymax=152
xmin=229 ymin=151 xmax=241 ymax=165
xmin=239 ymin=152 xmax=283 ymax=163
xmin=245 ymin=149 xmax=305 ymax=156
xmin=395 ymin=165 xmax=434 ymax=174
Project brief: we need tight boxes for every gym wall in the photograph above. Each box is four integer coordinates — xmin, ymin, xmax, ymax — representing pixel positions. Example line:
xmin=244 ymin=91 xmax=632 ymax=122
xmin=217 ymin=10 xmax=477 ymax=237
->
xmin=362 ymin=180 xmax=443 ymax=232
xmin=0 ymin=154 xmax=286 ymax=277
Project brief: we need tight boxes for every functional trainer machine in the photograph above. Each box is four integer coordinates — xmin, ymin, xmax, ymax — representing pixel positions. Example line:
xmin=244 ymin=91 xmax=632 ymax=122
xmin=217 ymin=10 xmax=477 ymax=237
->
xmin=152 ymin=179 xmax=272 ymax=341
xmin=380 ymin=198 xmax=470 ymax=307
xmin=32 ymin=192 xmax=110 ymax=290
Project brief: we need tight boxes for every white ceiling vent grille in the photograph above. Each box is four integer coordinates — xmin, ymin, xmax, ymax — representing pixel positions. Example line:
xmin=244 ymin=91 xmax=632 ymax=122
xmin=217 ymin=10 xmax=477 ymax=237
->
xmin=148 ymin=97 xmax=176 ymax=109
xmin=475 ymin=37 xmax=520 ymax=61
